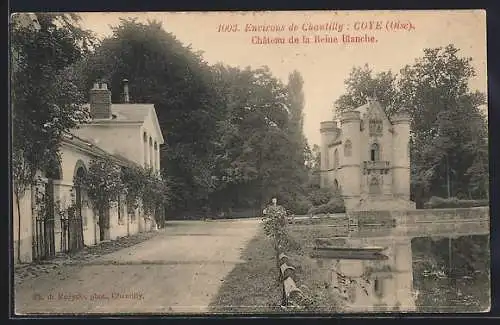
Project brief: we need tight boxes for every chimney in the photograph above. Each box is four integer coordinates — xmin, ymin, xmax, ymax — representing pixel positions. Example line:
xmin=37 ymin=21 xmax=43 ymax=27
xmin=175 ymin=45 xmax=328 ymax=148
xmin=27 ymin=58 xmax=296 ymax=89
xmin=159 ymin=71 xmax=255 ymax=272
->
xmin=89 ymin=82 xmax=112 ymax=119
xmin=122 ymin=79 xmax=130 ymax=103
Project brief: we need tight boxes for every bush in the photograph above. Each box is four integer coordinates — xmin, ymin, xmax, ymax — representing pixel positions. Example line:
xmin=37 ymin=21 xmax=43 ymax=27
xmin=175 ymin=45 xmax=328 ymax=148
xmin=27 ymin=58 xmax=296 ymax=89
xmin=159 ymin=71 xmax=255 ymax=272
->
xmin=308 ymin=197 xmax=345 ymax=214
xmin=286 ymin=195 xmax=313 ymax=215
xmin=307 ymin=188 xmax=333 ymax=206
xmin=424 ymin=196 xmax=489 ymax=209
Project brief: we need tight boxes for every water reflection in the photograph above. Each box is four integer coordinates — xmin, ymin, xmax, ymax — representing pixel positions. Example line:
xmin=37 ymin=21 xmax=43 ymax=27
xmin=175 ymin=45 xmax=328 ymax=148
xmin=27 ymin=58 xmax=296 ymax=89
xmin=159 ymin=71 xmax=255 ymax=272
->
xmin=312 ymin=225 xmax=490 ymax=313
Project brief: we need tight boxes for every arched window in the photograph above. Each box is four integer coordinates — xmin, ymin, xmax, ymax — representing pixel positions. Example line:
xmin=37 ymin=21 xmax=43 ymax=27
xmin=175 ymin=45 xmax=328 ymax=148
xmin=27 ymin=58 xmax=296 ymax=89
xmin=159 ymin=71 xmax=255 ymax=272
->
xmin=325 ymin=149 xmax=330 ymax=170
xmin=143 ymin=132 xmax=148 ymax=167
xmin=369 ymin=119 xmax=383 ymax=136
xmin=374 ymin=278 xmax=384 ymax=298
xmin=149 ymin=137 xmax=153 ymax=168
xmin=328 ymin=149 xmax=334 ymax=170
xmin=154 ymin=141 xmax=158 ymax=171
xmin=347 ymin=284 xmax=357 ymax=303
xmin=333 ymin=179 xmax=339 ymax=193
xmin=370 ymin=143 xmax=380 ymax=161
xmin=334 ymin=149 xmax=339 ymax=168
xmin=344 ymin=140 xmax=352 ymax=157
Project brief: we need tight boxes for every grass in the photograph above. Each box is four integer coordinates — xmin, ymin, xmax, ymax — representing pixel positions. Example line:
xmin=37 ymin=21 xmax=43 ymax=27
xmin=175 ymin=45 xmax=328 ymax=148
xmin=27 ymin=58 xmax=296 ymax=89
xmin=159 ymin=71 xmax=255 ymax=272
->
xmin=284 ymin=226 xmax=343 ymax=313
xmin=208 ymin=227 xmax=284 ymax=314
xmin=208 ymin=224 xmax=343 ymax=314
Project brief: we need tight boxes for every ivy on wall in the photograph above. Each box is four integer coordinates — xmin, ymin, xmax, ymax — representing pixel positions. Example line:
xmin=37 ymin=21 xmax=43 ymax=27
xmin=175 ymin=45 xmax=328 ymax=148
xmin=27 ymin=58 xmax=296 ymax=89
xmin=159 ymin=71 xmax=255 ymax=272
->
xmin=82 ymin=157 xmax=169 ymax=224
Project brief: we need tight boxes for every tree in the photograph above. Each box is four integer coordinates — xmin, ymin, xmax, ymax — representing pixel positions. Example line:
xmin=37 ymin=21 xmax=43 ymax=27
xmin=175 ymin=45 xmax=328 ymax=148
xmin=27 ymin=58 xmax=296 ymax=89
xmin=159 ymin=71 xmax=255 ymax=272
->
xmin=398 ymin=45 xmax=488 ymax=200
xmin=202 ymin=65 xmax=314 ymax=215
xmin=84 ymin=158 xmax=124 ymax=240
xmin=77 ymin=18 xmax=224 ymax=215
xmin=334 ymin=45 xmax=488 ymax=202
xmin=286 ymin=70 xmax=310 ymax=191
xmin=334 ymin=64 xmax=398 ymax=116
xmin=11 ymin=13 xmax=95 ymax=261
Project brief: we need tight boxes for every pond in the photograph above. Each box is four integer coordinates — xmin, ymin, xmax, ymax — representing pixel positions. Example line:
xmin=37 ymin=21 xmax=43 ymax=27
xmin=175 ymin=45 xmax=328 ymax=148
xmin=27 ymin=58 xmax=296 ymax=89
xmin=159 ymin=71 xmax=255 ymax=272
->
xmin=287 ymin=224 xmax=490 ymax=313
xmin=411 ymin=235 xmax=490 ymax=312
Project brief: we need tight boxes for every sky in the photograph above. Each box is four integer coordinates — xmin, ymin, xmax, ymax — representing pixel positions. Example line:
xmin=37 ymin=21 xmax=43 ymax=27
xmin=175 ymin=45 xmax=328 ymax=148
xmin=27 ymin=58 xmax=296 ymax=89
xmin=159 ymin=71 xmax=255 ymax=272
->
xmin=77 ymin=10 xmax=487 ymax=147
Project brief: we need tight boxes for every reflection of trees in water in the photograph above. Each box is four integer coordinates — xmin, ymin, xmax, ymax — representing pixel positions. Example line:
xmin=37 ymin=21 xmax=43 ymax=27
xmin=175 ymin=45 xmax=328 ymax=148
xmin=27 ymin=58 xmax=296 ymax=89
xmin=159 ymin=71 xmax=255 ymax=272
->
xmin=411 ymin=235 xmax=490 ymax=312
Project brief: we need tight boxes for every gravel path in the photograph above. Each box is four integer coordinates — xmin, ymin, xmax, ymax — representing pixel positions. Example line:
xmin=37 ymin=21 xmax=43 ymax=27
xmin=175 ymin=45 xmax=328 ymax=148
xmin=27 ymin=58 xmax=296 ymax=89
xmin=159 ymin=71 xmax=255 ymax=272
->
xmin=14 ymin=230 xmax=160 ymax=287
xmin=14 ymin=219 xmax=260 ymax=315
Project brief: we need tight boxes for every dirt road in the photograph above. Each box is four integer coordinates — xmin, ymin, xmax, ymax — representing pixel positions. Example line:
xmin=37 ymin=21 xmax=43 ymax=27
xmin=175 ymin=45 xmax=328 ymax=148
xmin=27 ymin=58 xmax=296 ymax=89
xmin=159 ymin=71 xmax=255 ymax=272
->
xmin=14 ymin=218 xmax=261 ymax=315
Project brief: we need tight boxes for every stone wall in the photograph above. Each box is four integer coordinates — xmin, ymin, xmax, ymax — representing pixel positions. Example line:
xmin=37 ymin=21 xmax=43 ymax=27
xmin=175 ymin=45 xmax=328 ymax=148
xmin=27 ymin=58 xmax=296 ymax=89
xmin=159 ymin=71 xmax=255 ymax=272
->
xmin=292 ymin=207 xmax=489 ymax=239
xmin=348 ymin=207 xmax=489 ymax=238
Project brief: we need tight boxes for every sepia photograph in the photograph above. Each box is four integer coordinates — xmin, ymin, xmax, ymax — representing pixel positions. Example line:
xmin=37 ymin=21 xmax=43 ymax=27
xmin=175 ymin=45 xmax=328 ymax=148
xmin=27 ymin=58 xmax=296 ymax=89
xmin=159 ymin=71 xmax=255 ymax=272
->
xmin=10 ymin=10 xmax=490 ymax=315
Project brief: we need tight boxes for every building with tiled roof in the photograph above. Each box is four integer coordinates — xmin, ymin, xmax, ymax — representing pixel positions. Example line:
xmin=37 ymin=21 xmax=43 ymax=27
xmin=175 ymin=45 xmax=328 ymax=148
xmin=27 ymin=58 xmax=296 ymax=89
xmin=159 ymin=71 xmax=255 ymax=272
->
xmin=14 ymin=80 xmax=165 ymax=263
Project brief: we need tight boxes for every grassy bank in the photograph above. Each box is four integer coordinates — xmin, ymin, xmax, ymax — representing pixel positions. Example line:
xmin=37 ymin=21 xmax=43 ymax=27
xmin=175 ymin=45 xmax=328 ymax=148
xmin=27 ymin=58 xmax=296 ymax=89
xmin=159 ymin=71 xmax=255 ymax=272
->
xmin=208 ymin=227 xmax=283 ymax=314
xmin=208 ymin=224 xmax=342 ymax=314
xmin=285 ymin=225 xmax=343 ymax=313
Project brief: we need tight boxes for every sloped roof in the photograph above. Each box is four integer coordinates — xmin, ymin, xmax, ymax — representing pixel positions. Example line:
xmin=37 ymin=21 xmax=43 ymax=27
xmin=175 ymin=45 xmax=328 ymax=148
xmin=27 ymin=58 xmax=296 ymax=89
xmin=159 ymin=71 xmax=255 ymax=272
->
xmin=354 ymin=103 xmax=370 ymax=116
xmin=82 ymin=103 xmax=153 ymax=122
xmin=111 ymin=104 xmax=154 ymax=122
xmin=61 ymin=132 xmax=136 ymax=168
xmin=77 ymin=103 xmax=165 ymax=144
xmin=353 ymin=99 xmax=391 ymax=124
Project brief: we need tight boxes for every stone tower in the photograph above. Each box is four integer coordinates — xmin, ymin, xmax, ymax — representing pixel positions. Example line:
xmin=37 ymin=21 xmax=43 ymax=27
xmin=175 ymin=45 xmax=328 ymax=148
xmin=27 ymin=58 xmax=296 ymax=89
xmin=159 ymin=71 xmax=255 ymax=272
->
xmin=320 ymin=98 xmax=415 ymax=211
xmin=338 ymin=110 xmax=362 ymax=209
xmin=391 ymin=111 xmax=411 ymax=201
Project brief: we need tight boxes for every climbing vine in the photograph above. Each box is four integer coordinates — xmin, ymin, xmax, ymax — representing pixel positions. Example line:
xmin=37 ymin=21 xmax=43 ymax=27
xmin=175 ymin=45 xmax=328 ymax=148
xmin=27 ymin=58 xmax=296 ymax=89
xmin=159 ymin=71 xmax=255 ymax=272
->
xmin=83 ymin=157 xmax=168 ymax=226
xmin=141 ymin=167 xmax=168 ymax=218
xmin=82 ymin=157 xmax=124 ymax=230
xmin=121 ymin=165 xmax=146 ymax=214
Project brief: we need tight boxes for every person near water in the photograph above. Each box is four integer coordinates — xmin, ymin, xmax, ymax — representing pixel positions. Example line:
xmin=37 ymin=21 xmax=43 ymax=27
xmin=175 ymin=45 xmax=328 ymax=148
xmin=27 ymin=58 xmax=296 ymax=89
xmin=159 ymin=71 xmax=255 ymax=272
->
xmin=263 ymin=197 xmax=287 ymax=226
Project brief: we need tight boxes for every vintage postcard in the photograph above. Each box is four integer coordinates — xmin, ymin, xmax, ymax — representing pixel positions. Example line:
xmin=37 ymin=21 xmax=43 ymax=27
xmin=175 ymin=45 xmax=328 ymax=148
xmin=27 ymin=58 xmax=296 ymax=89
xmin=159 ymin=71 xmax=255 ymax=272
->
xmin=11 ymin=10 xmax=489 ymax=315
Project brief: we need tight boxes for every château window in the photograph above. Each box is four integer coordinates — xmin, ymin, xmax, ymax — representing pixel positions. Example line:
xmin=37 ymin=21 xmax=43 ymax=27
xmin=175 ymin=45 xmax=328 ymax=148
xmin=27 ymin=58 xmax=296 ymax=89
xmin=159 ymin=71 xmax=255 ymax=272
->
xmin=369 ymin=119 xmax=383 ymax=136
xmin=374 ymin=278 xmax=384 ymax=298
xmin=334 ymin=179 xmax=339 ymax=192
xmin=369 ymin=177 xmax=381 ymax=195
xmin=370 ymin=143 xmax=380 ymax=161
xmin=347 ymin=284 xmax=357 ymax=303
xmin=334 ymin=149 xmax=339 ymax=169
xmin=344 ymin=140 xmax=352 ymax=157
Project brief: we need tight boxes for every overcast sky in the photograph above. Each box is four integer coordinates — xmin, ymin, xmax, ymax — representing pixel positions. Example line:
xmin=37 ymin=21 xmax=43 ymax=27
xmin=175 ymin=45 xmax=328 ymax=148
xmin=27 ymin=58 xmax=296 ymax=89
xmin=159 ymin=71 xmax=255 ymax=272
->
xmin=78 ymin=10 xmax=487 ymax=147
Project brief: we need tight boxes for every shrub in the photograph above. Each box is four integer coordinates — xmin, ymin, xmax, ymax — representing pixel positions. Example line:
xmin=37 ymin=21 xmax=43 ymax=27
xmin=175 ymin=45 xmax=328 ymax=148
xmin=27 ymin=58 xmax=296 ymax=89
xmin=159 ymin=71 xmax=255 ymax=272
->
xmin=424 ymin=196 xmax=489 ymax=209
xmin=308 ymin=197 xmax=345 ymax=214
xmin=307 ymin=187 xmax=333 ymax=206
xmin=286 ymin=195 xmax=313 ymax=215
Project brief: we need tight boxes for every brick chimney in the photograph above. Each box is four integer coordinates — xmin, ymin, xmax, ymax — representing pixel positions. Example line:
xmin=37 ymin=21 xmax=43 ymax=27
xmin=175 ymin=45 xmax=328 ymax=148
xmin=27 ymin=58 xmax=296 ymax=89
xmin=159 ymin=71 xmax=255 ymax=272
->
xmin=89 ymin=82 xmax=112 ymax=119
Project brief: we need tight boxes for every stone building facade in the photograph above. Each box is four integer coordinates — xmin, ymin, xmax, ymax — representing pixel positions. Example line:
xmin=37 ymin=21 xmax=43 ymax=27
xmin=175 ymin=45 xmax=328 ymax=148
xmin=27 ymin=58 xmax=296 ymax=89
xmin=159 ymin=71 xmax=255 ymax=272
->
xmin=13 ymin=81 xmax=165 ymax=263
xmin=320 ymin=98 xmax=415 ymax=211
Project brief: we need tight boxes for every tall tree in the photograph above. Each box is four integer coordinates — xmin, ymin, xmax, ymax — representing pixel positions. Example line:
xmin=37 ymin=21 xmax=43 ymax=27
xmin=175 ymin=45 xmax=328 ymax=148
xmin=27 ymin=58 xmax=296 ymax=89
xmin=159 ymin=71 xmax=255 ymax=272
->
xmin=399 ymin=45 xmax=488 ymax=200
xmin=207 ymin=65 xmax=312 ymax=213
xmin=334 ymin=64 xmax=398 ymax=116
xmin=11 ymin=13 xmax=95 ymax=261
xmin=333 ymin=45 xmax=488 ymax=202
xmin=286 ymin=70 xmax=306 ymax=146
xmin=11 ymin=13 xmax=95 ymax=179
xmin=77 ymin=19 xmax=224 ymax=214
